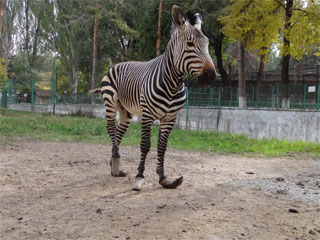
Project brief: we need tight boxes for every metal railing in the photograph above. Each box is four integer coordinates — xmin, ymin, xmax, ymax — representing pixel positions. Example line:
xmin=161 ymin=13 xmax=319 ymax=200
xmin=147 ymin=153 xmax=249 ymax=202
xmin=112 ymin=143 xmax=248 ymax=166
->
xmin=185 ymin=84 xmax=320 ymax=110
xmin=1 ymin=63 xmax=320 ymax=111
xmin=2 ymin=83 xmax=320 ymax=111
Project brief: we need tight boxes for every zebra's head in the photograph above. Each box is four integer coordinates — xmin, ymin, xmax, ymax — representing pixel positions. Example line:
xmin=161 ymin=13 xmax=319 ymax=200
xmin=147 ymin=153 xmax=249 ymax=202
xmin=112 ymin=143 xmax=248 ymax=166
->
xmin=171 ymin=5 xmax=216 ymax=85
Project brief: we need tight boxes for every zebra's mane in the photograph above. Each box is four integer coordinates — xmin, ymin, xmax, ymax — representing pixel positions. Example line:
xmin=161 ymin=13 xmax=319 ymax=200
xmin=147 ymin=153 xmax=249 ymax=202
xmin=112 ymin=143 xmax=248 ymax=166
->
xmin=171 ymin=9 xmax=202 ymax=35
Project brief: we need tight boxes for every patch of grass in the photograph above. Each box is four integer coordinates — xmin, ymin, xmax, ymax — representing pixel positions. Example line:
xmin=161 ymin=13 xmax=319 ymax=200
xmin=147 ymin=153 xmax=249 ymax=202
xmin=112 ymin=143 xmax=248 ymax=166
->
xmin=1 ymin=109 xmax=320 ymax=158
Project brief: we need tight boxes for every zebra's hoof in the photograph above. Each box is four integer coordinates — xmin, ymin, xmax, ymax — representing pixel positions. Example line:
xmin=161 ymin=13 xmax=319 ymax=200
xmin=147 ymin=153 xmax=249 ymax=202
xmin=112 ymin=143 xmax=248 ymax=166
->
xmin=133 ymin=177 xmax=145 ymax=191
xmin=111 ymin=170 xmax=127 ymax=177
xmin=159 ymin=176 xmax=183 ymax=189
xmin=110 ymin=157 xmax=121 ymax=176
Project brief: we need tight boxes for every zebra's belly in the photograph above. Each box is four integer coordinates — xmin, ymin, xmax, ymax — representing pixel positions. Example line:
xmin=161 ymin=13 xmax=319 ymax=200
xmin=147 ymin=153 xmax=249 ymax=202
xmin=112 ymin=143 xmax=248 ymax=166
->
xmin=119 ymin=99 xmax=143 ymax=116
xmin=126 ymin=105 xmax=143 ymax=116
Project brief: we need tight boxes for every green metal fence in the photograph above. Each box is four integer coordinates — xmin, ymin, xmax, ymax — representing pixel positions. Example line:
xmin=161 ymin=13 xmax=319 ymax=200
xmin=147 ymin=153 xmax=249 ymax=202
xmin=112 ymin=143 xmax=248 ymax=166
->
xmin=1 ymin=60 xmax=319 ymax=111
xmin=2 ymin=82 xmax=320 ymax=111
xmin=1 ymin=83 xmax=7 ymax=108
xmin=187 ymin=84 xmax=320 ymax=110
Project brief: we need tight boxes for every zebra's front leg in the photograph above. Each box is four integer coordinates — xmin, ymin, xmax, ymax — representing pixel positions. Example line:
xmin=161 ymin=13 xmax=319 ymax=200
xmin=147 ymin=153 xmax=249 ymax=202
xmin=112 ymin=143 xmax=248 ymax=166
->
xmin=133 ymin=116 xmax=153 ymax=191
xmin=157 ymin=119 xmax=183 ymax=189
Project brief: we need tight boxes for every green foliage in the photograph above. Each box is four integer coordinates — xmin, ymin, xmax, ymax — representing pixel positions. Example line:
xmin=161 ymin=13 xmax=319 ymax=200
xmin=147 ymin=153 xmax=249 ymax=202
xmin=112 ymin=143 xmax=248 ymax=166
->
xmin=1 ymin=109 xmax=320 ymax=158
xmin=133 ymin=0 xmax=165 ymax=60
xmin=198 ymin=0 xmax=230 ymax=39
xmin=220 ymin=0 xmax=320 ymax=60
xmin=10 ymin=53 xmax=53 ymax=91
xmin=287 ymin=3 xmax=320 ymax=59
xmin=57 ymin=75 xmax=72 ymax=94
xmin=220 ymin=0 xmax=282 ymax=58
xmin=7 ymin=0 xmax=320 ymax=94
xmin=0 ymin=58 xmax=9 ymax=89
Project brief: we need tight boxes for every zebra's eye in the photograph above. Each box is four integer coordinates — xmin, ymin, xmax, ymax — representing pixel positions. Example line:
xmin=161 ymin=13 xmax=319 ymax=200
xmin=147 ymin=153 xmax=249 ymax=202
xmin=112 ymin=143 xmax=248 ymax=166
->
xmin=186 ymin=42 xmax=194 ymax=47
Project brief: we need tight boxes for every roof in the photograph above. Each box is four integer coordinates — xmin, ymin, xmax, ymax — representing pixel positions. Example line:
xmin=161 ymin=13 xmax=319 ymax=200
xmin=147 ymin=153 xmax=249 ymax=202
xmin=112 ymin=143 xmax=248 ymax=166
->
xmin=35 ymin=90 xmax=51 ymax=97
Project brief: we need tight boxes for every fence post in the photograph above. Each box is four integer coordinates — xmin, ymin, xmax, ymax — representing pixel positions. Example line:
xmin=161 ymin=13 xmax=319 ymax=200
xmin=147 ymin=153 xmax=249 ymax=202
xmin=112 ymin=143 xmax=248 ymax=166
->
xmin=229 ymin=87 xmax=233 ymax=107
xmin=193 ymin=88 xmax=196 ymax=106
xmin=51 ymin=60 xmax=57 ymax=114
xmin=317 ymin=84 xmax=320 ymax=110
xmin=216 ymin=88 xmax=222 ymax=130
xmin=210 ymin=87 xmax=214 ymax=106
xmin=316 ymin=65 xmax=320 ymax=109
xmin=31 ymin=79 xmax=34 ymax=105
xmin=252 ymin=86 xmax=255 ymax=107
xmin=271 ymin=85 xmax=274 ymax=108
xmin=8 ymin=79 xmax=13 ymax=104
xmin=303 ymin=84 xmax=307 ymax=109
xmin=1 ymin=83 xmax=7 ymax=108
xmin=236 ymin=87 xmax=239 ymax=107
xmin=276 ymin=85 xmax=279 ymax=108
xmin=1 ymin=83 xmax=3 ymax=108
xmin=185 ymin=87 xmax=189 ymax=129
xmin=317 ymin=64 xmax=319 ymax=85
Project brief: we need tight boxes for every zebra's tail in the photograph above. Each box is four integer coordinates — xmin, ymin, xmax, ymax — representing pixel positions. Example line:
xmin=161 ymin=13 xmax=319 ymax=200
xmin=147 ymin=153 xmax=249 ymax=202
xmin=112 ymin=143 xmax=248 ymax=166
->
xmin=88 ymin=88 xmax=101 ymax=94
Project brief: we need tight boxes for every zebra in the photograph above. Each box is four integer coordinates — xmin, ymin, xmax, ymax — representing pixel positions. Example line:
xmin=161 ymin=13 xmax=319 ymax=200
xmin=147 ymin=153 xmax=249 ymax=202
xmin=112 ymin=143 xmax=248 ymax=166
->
xmin=90 ymin=5 xmax=216 ymax=191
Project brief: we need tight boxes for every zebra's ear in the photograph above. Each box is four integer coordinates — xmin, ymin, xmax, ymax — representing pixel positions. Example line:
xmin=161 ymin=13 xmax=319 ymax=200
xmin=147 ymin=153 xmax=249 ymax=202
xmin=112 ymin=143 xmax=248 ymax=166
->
xmin=171 ymin=5 xmax=185 ymax=30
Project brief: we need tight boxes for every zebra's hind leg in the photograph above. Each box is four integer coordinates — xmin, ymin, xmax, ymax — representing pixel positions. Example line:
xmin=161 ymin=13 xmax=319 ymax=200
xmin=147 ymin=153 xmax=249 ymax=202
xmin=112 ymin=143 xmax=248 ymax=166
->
xmin=133 ymin=116 xmax=153 ymax=191
xmin=106 ymin=111 xmax=123 ymax=177
xmin=157 ymin=118 xmax=183 ymax=189
xmin=110 ymin=106 xmax=133 ymax=177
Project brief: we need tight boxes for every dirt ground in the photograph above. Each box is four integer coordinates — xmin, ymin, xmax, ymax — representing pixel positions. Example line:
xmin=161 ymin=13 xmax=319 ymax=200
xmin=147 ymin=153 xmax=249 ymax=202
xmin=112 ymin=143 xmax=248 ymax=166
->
xmin=0 ymin=140 xmax=319 ymax=240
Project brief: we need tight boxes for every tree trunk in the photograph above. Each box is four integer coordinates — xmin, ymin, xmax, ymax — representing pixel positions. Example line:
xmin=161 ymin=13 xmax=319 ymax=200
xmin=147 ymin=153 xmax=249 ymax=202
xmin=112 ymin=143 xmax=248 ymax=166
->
xmin=64 ymin=19 xmax=78 ymax=97
xmin=156 ymin=0 xmax=163 ymax=56
xmin=71 ymin=62 xmax=78 ymax=96
xmin=91 ymin=18 xmax=99 ymax=104
xmin=30 ymin=6 xmax=43 ymax=68
xmin=238 ymin=40 xmax=246 ymax=108
xmin=0 ymin=1 xmax=3 ymax=40
xmin=0 ymin=0 xmax=4 ymax=59
xmin=1 ymin=1 xmax=11 ymax=61
xmin=91 ymin=18 xmax=99 ymax=90
xmin=24 ymin=0 xmax=30 ymax=56
xmin=281 ymin=0 xmax=293 ymax=109
xmin=211 ymin=34 xmax=229 ymax=86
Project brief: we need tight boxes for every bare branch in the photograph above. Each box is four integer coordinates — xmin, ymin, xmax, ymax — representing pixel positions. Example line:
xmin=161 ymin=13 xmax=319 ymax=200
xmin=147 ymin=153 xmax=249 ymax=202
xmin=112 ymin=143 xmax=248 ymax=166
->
xmin=292 ymin=7 xmax=320 ymax=19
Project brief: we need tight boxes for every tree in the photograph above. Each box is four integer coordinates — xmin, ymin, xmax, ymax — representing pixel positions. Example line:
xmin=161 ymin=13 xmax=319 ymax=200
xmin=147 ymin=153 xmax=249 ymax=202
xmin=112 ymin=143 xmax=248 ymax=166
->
xmin=220 ymin=0 xmax=320 ymax=108
xmin=1 ymin=1 xmax=18 ymax=61
xmin=56 ymin=0 xmax=80 ymax=96
xmin=0 ymin=1 xmax=4 ymax=49
xmin=197 ymin=0 xmax=231 ymax=86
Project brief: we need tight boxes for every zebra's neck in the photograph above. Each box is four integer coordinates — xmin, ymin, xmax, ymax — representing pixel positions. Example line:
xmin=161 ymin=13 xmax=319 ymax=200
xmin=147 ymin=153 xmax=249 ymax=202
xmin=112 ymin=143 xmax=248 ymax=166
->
xmin=159 ymin=38 xmax=185 ymax=95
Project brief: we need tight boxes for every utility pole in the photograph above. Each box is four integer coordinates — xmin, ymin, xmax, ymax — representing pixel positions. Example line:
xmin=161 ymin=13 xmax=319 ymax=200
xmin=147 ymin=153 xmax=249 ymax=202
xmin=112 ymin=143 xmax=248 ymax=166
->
xmin=91 ymin=18 xmax=99 ymax=91
xmin=52 ymin=60 xmax=56 ymax=114
xmin=156 ymin=0 xmax=163 ymax=56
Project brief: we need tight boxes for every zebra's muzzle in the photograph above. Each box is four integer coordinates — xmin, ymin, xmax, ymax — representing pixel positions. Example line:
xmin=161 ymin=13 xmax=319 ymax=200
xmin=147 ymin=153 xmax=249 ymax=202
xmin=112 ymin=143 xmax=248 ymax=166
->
xmin=198 ymin=68 xmax=216 ymax=86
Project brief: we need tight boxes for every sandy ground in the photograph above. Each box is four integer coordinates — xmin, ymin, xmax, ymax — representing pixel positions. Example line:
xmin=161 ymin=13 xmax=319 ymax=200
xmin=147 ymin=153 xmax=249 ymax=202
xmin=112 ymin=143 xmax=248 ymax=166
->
xmin=0 ymin=140 xmax=319 ymax=240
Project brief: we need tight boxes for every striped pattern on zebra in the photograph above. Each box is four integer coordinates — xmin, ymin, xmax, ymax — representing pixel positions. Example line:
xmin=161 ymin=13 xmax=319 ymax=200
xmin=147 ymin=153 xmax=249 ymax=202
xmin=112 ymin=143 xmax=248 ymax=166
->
xmin=91 ymin=5 xmax=216 ymax=191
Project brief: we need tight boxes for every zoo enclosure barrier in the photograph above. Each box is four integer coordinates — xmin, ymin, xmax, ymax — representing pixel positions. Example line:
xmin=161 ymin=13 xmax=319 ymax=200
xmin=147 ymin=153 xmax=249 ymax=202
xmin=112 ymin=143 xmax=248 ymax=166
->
xmin=2 ymin=81 xmax=320 ymax=111
xmin=1 ymin=65 xmax=320 ymax=111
